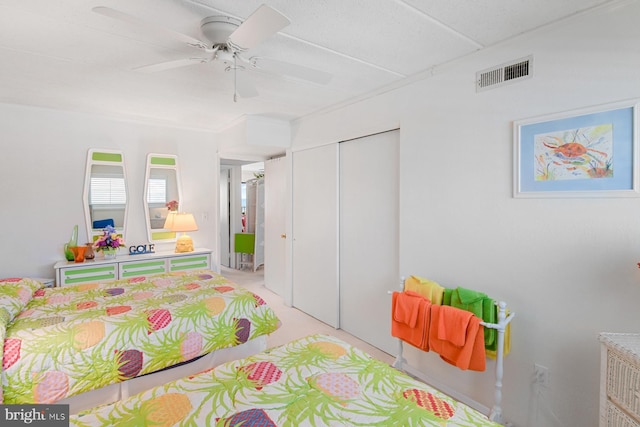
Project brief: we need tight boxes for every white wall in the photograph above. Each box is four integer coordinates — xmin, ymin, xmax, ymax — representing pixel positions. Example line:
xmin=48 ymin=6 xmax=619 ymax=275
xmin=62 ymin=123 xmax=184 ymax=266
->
xmin=2 ymin=1 xmax=640 ymax=425
xmin=291 ymin=1 xmax=640 ymax=426
xmin=0 ymin=104 xmax=219 ymax=279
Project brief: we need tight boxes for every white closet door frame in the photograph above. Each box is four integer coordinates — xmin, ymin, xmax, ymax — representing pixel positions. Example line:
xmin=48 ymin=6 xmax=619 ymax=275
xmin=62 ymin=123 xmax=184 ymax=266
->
xmin=291 ymin=144 xmax=340 ymax=328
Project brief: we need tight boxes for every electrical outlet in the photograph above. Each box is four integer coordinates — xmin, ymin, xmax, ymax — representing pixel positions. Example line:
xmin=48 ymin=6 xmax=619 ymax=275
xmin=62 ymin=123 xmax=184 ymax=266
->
xmin=534 ymin=363 xmax=550 ymax=387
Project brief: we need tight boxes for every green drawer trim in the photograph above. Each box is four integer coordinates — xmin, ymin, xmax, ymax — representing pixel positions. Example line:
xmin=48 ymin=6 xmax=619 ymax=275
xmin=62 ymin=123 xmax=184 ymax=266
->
xmin=121 ymin=267 xmax=166 ymax=277
xmin=170 ymin=261 xmax=209 ymax=271
xmin=64 ymin=273 xmax=116 ymax=284
xmin=170 ymin=255 xmax=208 ymax=265
xmin=122 ymin=260 xmax=165 ymax=270
xmin=64 ymin=266 xmax=117 ymax=276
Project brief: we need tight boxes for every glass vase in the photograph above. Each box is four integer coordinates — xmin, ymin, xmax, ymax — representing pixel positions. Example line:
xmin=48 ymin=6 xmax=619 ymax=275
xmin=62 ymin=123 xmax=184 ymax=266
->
xmin=71 ymin=246 xmax=86 ymax=263
xmin=69 ymin=224 xmax=78 ymax=246
xmin=103 ymin=248 xmax=117 ymax=260
xmin=64 ymin=225 xmax=79 ymax=261
xmin=84 ymin=243 xmax=95 ymax=260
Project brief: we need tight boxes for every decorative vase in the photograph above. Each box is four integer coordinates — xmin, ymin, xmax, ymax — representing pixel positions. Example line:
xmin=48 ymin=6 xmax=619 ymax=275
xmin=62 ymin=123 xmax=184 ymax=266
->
xmin=84 ymin=243 xmax=95 ymax=260
xmin=70 ymin=246 xmax=86 ymax=263
xmin=64 ymin=225 xmax=78 ymax=261
xmin=69 ymin=224 xmax=78 ymax=246
xmin=103 ymin=248 xmax=117 ymax=260
xmin=64 ymin=243 xmax=74 ymax=261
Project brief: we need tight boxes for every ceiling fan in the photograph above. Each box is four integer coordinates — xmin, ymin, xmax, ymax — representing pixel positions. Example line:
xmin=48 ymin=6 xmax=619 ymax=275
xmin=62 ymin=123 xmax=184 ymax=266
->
xmin=93 ymin=4 xmax=332 ymax=101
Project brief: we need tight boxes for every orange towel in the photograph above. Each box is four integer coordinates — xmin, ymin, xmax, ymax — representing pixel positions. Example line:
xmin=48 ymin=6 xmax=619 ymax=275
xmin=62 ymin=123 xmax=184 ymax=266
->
xmin=393 ymin=291 xmax=421 ymax=328
xmin=391 ymin=291 xmax=430 ymax=351
xmin=437 ymin=304 xmax=474 ymax=347
xmin=429 ymin=305 xmax=486 ymax=371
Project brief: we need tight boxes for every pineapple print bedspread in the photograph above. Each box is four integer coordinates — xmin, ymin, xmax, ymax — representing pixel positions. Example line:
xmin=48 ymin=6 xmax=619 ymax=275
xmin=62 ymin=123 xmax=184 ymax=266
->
xmin=70 ymin=334 xmax=501 ymax=427
xmin=0 ymin=271 xmax=280 ymax=404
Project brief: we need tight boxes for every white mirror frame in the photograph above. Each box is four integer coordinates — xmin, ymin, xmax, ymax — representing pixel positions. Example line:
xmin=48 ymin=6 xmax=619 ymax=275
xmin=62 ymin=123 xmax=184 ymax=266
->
xmin=143 ymin=153 xmax=182 ymax=243
xmin=82 ymin=148 xmax=128 ymax=243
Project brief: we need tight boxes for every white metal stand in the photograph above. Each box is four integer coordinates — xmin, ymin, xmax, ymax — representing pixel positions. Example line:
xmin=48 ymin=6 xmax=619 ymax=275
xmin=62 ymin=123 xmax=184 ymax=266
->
xmin=391 ymin=277 xmax=515 ymax=424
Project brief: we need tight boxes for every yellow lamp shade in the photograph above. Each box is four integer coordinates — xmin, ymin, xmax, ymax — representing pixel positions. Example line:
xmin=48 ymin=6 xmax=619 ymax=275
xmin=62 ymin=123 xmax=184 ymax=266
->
xmin=164 ymin=212 xmax=198 ymax=253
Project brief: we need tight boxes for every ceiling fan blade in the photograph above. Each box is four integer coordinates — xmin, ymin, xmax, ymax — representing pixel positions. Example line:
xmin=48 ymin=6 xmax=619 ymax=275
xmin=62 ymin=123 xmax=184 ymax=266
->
xmin=251 ymin=57 xmax=332 ymax=85
xmin=227 ymin=4 xmax=290 ymax=51
xmin=92 ymin=6 xmax=208 ymax=49
xmin=134 ymin=57 xmax=209 ymax=73
xmin=235 ymin=71 xmax=259 ymax=98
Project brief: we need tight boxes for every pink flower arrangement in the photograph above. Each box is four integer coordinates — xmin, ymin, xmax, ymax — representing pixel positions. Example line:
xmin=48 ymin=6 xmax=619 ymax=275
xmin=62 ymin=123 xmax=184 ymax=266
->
xmin=93 ymin=225 xmax=125 ymax=252
xmin=166 ymin=200 xmax=179 ymax=211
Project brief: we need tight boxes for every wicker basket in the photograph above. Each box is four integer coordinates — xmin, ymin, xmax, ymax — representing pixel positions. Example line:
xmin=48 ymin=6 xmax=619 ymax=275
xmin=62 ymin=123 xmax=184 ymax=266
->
xmin=607 ymin=401 xmax=640 ymax=427
xmin=600 ymin=333 xmax=640 ymax=426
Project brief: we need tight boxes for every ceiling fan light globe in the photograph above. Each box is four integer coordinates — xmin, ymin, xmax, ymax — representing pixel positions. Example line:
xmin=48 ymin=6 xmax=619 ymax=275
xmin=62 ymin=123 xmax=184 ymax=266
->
xmin=200 ymin=16 xmax=241 ymax=46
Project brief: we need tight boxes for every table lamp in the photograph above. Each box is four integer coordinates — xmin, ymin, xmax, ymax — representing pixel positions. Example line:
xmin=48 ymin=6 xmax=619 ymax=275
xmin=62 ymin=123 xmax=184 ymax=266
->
xmin=164 ymin=212 xmax=198 ymax=253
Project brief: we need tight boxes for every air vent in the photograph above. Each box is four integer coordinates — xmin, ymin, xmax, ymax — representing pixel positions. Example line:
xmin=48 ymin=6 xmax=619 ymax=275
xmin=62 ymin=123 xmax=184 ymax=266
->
xmin=476 ymin=56 xmax=532 ymax=92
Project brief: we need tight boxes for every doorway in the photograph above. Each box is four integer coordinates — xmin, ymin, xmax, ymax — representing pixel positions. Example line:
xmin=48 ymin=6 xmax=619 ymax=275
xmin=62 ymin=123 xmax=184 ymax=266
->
xmin=219 ymin=156 xmax=288 ymax=301
xmin=219 ymin=159 xmax=264 ymax=270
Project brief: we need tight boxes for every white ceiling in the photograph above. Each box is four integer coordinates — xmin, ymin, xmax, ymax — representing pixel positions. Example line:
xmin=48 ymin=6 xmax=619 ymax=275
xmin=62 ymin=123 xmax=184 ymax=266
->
xmin=0 ymin=0 xmax=615 ymax=134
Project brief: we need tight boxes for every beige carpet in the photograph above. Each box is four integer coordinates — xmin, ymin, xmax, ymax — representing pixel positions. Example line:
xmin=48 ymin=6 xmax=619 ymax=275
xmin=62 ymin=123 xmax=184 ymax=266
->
xmin=221 ymin=266 xmax=395 ymax=365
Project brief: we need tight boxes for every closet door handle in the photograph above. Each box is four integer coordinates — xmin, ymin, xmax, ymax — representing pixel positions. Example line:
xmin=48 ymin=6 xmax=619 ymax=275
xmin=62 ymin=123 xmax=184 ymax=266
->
xmin=280 ymin=234 xmax=287 ymax=239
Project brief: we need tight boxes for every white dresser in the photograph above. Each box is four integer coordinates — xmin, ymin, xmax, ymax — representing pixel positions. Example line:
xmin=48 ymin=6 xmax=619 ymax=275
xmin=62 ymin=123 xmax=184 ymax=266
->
xmin=600 ymin=333 xmax=640 ymax=427
xmin=54 ymin=248 xmax=214 ymax=286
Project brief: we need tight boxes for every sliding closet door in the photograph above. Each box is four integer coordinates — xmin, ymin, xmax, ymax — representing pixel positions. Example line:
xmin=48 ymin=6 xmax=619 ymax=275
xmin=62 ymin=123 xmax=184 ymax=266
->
xmin=292 ymin=144 xmax=339 ymax=327
xmin=339 ymin=130 xmax=399 ymax=355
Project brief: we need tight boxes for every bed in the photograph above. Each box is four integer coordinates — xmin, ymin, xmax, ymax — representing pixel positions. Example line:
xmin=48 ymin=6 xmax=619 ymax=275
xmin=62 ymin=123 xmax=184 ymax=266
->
xmin=0 ymin=270 xmax=280 ymax=413
xmin=69 ymin=334 xmax=501 ymax=427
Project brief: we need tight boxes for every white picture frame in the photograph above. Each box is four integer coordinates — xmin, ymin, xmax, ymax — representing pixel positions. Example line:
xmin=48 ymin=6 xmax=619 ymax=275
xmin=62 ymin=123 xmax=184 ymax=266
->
xmin=513 ymin=99 xmax=640 ymax=198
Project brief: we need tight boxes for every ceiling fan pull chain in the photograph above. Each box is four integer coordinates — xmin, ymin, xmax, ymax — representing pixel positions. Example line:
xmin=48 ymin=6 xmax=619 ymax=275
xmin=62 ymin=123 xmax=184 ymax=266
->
xmin=233 ymin=53 xmax=238 ymax=103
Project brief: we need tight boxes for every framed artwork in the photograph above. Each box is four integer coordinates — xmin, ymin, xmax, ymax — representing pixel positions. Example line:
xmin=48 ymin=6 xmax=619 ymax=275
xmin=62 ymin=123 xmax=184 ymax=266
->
xmin=513 ymin=99 xmax=639 ymax=198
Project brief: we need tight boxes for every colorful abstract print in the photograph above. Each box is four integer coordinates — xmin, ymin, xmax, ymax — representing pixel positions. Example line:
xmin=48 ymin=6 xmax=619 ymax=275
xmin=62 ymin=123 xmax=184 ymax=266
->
xmin=1 ymin=271 xmax=280 ymax=404
xmin=70 ymin=334 xmax=501 ymax=427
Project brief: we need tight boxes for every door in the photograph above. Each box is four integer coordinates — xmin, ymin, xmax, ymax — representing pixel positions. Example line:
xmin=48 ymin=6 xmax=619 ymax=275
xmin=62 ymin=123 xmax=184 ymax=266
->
xmin=339 ymin=130 xmax=399 ymax=355
xmin=264 ymin=157 xmax=287 ymax=297
xmin=292 ymin=144 xmax=339 ymax=327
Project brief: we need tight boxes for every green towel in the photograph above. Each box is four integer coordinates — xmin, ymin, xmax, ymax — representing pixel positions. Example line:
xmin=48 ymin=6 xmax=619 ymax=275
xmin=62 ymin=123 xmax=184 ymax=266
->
xmin=442 ymin=288 xmax=453 ymax=305
xmin=450 ymin=287 xmax=485 ymax=317
xmin=483 ymin=298 xmax=496 ymax=349
xmin=448 ymin=287 xmax=496 ymax=348
xmin=456 ymin=287 xmax=487 ymax=306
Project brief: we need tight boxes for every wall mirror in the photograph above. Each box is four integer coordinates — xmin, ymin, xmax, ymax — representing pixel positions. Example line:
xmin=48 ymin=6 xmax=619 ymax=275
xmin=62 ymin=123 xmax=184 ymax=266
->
xmin=144 ymin=153 xmax=182 ymax=243
xmin=83 ymin=149 xmax=128 ymax=242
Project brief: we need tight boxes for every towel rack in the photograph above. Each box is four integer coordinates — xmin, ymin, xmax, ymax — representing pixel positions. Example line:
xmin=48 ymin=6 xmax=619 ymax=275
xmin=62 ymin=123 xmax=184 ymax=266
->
xmin=389 ymin=276 xmax=515 ymax=424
